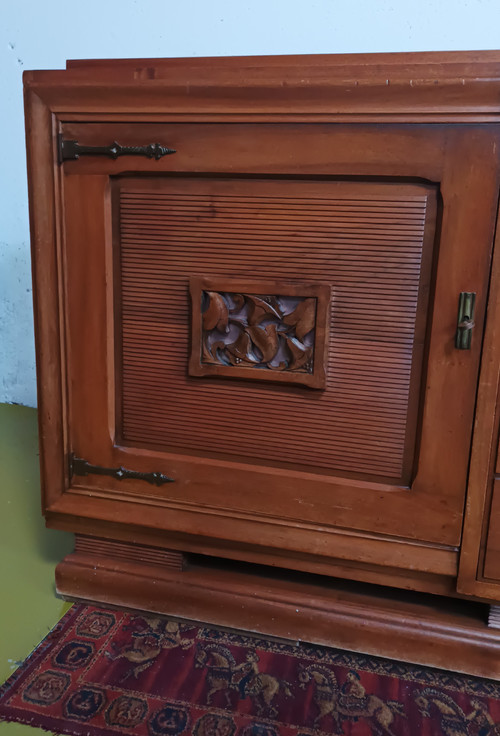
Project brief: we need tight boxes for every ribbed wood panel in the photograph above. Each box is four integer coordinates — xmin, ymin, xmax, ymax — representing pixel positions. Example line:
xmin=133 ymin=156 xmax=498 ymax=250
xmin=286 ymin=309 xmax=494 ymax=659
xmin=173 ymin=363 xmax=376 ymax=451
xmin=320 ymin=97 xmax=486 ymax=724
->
xmin=489 ymin=606 xmax=500 ymax=629
xmin=75 ymin=535 xmax=185 ymax=570
xmin=118 ymin=180 xmax=435 ymax=481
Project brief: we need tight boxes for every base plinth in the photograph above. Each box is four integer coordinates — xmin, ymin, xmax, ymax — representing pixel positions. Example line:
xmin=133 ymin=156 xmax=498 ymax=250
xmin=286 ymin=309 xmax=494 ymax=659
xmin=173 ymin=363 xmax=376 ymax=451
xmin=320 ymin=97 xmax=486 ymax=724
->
xmin=55 ymin=535 xmax=500 ymax=680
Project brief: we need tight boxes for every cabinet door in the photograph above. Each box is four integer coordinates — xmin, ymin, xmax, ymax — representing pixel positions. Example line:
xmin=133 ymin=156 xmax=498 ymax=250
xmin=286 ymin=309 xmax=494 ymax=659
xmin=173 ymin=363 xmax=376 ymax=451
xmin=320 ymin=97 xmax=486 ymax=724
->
xmin=458 ymin=240 xmax=500 ymax=599
xmin=54 ymin=122 xmax=499 ymax=574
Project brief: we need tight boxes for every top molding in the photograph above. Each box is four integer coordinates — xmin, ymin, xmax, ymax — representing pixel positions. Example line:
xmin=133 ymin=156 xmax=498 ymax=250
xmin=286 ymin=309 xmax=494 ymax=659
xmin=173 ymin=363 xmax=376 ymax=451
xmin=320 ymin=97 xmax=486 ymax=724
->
xmin=23 ymin=51 xmax=500 ymax=121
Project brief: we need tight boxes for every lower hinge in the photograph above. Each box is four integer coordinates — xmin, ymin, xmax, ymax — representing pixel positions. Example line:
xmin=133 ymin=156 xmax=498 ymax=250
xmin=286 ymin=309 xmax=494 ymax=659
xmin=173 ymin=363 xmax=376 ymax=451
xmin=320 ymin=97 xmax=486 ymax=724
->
xmin=69 ymin=453 xmax=174 ymax=486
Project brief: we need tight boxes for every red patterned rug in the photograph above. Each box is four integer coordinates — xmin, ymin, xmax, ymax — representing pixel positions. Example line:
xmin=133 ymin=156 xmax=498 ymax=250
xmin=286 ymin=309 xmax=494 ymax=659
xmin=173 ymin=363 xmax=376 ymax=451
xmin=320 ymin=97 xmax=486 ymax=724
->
xmin=1 ymin=604 xmax=500 ymax=736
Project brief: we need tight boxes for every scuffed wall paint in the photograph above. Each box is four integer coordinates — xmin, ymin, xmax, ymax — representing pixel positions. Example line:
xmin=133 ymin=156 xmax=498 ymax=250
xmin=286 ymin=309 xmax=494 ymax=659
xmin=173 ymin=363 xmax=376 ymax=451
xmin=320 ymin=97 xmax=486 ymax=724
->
xmin=2 ymin=0 xmax=500 ymax=406
xmin=0 ymin=242 xmax=36 ymax=407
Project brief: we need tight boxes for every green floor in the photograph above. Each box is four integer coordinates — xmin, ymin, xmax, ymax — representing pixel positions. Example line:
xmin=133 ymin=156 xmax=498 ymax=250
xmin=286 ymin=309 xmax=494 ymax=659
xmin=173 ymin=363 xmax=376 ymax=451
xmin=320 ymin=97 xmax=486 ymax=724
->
xmin=0 ymin=403 xmax=74 ymax=734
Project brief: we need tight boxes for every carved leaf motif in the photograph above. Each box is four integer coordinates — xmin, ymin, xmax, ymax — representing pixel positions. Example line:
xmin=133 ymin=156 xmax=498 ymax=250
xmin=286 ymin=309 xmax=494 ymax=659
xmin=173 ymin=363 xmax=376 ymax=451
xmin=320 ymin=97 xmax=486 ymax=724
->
xmin=231 ymin=294 xmax=245 ymax=312
xmin=224 ymin=331 xmax=255 ymax=364
xmin=210 ymin=340 xmax=228 ymax=362
xmin=202 ymin=340 xmax=221 ymax=365
xmin=245 ymin=324 xmax=279 ymax=363
xmin=203 ymin=292 xmax=229 ymax=332
xmin=285 ymin=336 xmax=313 ymax=371
xmin=245 ymin=295 xmax=281 ymax=325
xmin=199 ymin=289 xmax=318 ymax=376
xmin=283 ymin=298 xmax=316 ymax=341
xmin=267 ymin=359 xmax=288 ymax=371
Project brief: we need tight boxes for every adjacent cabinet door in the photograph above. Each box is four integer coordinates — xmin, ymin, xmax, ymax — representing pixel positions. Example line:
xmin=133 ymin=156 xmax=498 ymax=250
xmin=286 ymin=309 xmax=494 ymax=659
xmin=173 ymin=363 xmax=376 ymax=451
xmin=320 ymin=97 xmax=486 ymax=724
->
xmin=55 ymin=121 xmax=500 ymax=576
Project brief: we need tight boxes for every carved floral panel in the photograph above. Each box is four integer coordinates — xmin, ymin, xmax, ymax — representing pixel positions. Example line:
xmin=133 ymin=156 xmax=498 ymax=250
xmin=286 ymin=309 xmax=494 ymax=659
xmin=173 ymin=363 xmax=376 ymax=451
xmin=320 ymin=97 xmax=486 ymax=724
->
xmin=189 ymin=278 xmax=330 ymax=388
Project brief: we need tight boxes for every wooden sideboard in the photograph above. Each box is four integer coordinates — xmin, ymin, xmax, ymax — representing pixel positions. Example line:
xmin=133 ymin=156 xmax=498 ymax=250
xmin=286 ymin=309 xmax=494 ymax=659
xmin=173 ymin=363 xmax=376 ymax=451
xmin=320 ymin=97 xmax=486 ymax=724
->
xmin=23 ymin=51 xmax=500 ymax=678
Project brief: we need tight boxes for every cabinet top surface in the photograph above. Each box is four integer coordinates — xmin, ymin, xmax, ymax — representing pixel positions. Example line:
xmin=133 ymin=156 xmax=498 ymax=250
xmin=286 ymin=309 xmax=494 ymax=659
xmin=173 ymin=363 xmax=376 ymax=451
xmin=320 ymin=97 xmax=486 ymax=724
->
xmin=64 ymin=49 xmax=500 ymax=69
xmin=23 ymin=50 xmax=500 ymax=119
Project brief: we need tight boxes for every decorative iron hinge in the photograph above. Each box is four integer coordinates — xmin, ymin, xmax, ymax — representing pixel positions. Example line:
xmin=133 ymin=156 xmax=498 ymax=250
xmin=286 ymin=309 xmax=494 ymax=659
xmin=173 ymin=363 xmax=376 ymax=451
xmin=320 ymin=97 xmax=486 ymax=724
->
xmin=57 ymin=134 xmax=176 ymax=164
xmin=69 ymin=453 xmax=174 ymax=486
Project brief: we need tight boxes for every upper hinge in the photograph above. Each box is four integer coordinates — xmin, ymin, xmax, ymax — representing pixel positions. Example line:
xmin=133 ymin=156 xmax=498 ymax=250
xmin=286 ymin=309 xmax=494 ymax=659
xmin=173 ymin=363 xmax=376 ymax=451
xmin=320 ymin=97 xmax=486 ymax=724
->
xmin=57 ymin=134 xmax=176 ymax=164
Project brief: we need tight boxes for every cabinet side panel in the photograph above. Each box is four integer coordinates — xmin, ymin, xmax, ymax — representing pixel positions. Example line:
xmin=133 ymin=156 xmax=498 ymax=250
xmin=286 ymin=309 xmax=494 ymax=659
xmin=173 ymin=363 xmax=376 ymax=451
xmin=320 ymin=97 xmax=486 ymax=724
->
xmin=24 ymin=89 xmax=66 ymax=509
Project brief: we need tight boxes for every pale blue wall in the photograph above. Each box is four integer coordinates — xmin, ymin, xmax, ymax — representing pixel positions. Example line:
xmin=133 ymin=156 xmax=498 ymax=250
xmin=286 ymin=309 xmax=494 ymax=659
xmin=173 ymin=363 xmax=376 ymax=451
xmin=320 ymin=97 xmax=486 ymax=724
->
xmin=2 ymin=0 xmax=500 ymax=406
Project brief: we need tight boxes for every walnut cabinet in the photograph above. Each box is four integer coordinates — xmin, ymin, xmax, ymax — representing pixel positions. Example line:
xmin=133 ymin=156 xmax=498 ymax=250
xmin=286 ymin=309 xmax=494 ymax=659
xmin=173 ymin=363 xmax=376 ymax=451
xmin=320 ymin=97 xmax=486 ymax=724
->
xmin=23 ymin=52 xmax=500 ymax=678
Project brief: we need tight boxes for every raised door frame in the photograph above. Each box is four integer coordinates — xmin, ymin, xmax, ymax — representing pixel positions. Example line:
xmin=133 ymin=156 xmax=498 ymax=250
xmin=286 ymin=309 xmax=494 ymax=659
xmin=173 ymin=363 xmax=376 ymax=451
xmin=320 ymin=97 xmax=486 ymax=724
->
xmin=59 ymin=124 xmax=494 ymax=544
xmin=24 ymin=53 xmax=500 ymax=594
xmin=458 ymin=210 xmax=500 ymax=601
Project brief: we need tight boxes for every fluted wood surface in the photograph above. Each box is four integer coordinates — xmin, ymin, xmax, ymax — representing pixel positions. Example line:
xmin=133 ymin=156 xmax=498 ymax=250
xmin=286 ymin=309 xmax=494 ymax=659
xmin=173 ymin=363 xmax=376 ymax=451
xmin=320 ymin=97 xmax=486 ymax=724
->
xmin=119 ymin=179 xmax=436 ymax=482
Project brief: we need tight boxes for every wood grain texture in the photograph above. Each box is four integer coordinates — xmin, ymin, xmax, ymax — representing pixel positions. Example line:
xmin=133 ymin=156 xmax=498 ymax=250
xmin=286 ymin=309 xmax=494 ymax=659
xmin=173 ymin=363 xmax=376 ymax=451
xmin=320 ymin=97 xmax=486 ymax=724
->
xmin=66 ymin=50 xmax=500 ymax=70
xmin=74 ymin=535 xmax=185 ymax=570
xmin=58 ymin=123 xmax=446 ymax=180
xmin=189 ymin=278 xmax=330 ymax=389
xmin=47 ymin=486 xmax=458 ymax=577
xmin=458 ymin=202 xmax=500 ymax=599
xmin=60 ymin=127 xmax=499 ymax=555
xmin=47 ymin=509 xmax=457 ymax=595
xmin=23 ymin=89 xmax=67 ymax=509
xmin=22 ymin=54 xmax=500 ymax=626
xmin=23 ymin=51 xmax=500 ymax=119
xmin=489 ymin=605 xmax=500 ymax=629
xmin=483 ymin=479 xmax=500 ymax=581
xmin=54 ymin=540 xmax=500 ymax=680
xmin=119 ymin=179 xmax=434 ymax=482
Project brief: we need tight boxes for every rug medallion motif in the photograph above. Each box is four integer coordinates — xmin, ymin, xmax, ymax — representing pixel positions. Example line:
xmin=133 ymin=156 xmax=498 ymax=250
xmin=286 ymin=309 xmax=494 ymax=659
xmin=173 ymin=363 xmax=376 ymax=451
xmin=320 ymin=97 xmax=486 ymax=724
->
xmin=1 ymin=605 xmax=500 ymax=735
